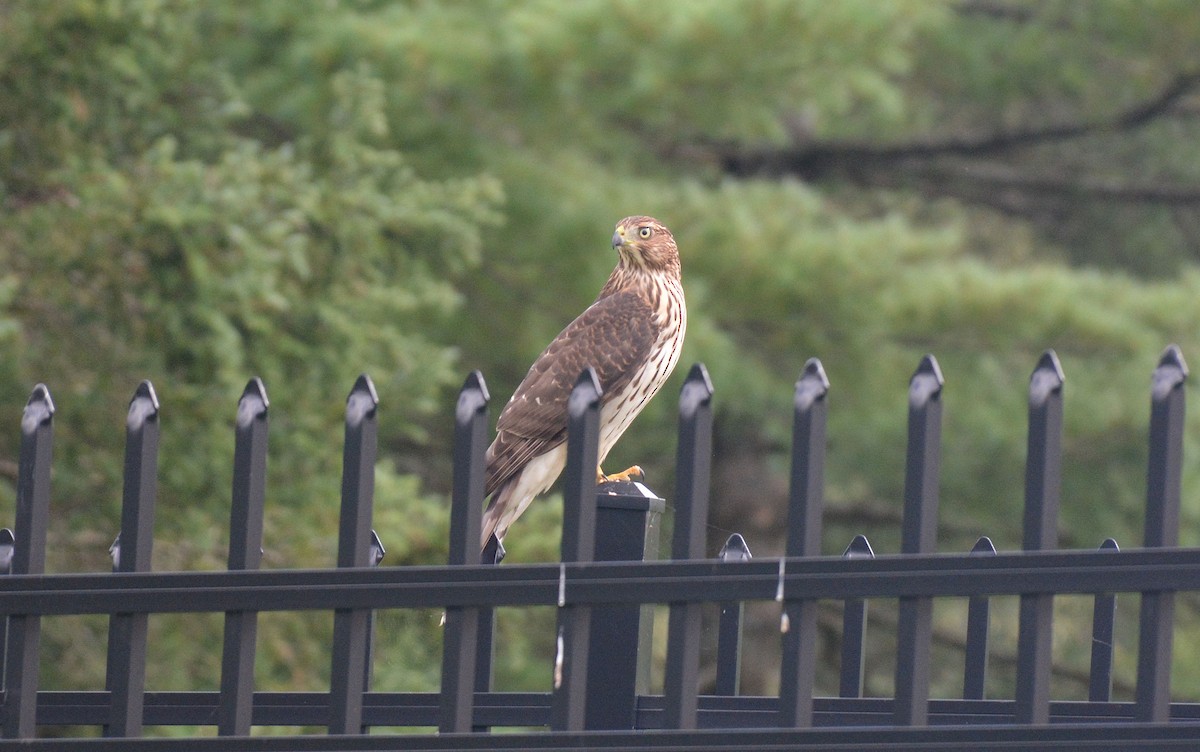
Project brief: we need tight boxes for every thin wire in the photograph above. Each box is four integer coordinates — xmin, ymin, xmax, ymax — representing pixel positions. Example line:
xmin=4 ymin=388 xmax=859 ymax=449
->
xmin=658 ymin=502 xmax=742 ymax=545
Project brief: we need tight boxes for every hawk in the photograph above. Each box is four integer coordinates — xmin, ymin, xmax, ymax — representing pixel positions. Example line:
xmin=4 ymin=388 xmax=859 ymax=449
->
xmin=481 ymin=216 xmax=686 ymax=550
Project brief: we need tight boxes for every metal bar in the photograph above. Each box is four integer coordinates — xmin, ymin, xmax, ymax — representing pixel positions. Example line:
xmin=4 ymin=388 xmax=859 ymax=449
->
xmin=1136 ymin=345 xmax=1187 ymax=722
xmin=440 ymin=372 xmax=489 ymax=734
xmin=218 ymin=378 xmax=269 ymax=736
xmin=328 ymin=375 xmax=379 ymax=734
xmin=963 ymin=537 xmax=996 ymax=700
xmin=1089 ymin=538 xmax=1120 ymax=702
xmin=12 ymin=717 xmax=1200 ymax=752
xmin=1015 ymin=350 xmax=1064 ymax=724
xmin=839 ymin=536 xmax=874 ymax=698
xmin=785 ymin=359 xmax=829 ymax=560
xmin=104 ymin=381 xmax=160 ymax=738
xmin=550 ymin=369 xmax=602 ymax=732
xmin=894 ymin=355 xmax=943 ymax=726
xmin=2 ymin=385 xmax=54 ymax=739
xmin=778 ymin=359 xmax=828 ymax=727
xmin=663 ymin=363 xmax=714 ymax=730
xmin=1020 ymin=351 xmax=1065 ymax=552
xmin=21 ymin=688 xmax=1200 ymax=730
xmin=668 ymin=364 xmax=715 ymax=562
xmin=585 ymin=483 xmax=664 ymax=730
xmin=225 ymin=380 xmax=270 ymax=573
xmin=472 ymin=536 xmax=503 ymax=732
xmin=6 ymin=547 xmax=1200 ymax=615
xmin=714 ymin=534 xmax=751 ymax=697
xmin=0 ymin=527 xmax=11 ymax=689
xmin=361 ymin=530 xmax=385 ymax=722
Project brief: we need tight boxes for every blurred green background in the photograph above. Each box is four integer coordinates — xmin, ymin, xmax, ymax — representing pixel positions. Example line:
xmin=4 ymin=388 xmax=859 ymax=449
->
xmin=4 ymin=0 xmax=1200 ymax=734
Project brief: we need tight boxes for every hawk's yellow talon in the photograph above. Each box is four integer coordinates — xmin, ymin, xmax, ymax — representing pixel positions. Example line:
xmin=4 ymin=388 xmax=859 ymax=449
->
xmin=598 ymin=464 xmax=644 ymax=484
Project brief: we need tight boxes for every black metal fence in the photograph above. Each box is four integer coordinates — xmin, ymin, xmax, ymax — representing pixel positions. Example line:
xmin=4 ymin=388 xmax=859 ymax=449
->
xmin=2 ymin=347 xmax=1200 ymax=750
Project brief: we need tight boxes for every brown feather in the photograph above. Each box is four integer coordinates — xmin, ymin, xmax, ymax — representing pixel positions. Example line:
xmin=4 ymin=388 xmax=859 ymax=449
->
xmin=485 ymin=289 xmax=657 ymax=495
xmin=481 ymin=216 xmax=685 ymax=548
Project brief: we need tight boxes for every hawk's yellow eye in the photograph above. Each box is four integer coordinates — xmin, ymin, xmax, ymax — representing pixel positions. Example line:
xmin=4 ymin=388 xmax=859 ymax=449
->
xmin=638 ymin=226 xmax=652 ymax=239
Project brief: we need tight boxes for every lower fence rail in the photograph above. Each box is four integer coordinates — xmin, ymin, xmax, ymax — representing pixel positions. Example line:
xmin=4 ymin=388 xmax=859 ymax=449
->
xmin=10 ymin=691 xmax=1200 ymax=749
xmin=22 ymin=690 xmax=1200 ymax=727
xmin=2 ymin=720 xmax=1200 ymax=752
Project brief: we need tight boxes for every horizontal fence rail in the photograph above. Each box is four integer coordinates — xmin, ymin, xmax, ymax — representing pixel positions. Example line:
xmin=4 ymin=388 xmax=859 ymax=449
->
xmin=1 ymin=346 xmax=1198 ymax=751
xmin=2 ymin=547 xmax=1200 ymax=614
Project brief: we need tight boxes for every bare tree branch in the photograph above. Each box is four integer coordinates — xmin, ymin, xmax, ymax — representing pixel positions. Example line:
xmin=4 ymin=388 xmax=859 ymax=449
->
xmin=892 ymin=162 xmax=1200 ymax=210
xmin=714 ymin=70 xmax=1200 ymax=183
xmin=955 ymin=0 xmax=1036 ymax=24
xmin=948 ymin=164 xmax=1200 ymax=205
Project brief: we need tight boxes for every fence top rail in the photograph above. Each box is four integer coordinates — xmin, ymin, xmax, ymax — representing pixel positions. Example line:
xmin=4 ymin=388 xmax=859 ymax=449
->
xmin=1 ymin=545 xmax=1198 ymax=616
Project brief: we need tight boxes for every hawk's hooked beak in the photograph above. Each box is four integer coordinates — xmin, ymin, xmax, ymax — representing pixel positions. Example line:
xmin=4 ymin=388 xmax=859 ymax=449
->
xmin=612 ymin=229 xmax=625 ymax=249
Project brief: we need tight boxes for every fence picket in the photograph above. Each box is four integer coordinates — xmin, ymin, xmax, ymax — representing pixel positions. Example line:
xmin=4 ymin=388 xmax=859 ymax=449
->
xmin=329 ymin=375 xmax=379 ymax=735
xmin=103 ymin=381 xmax=160 ymax=738
xmin=894 ymin=355 xmax=943 ymax=725
xmin=1136 ymin=345 xmax=1187 ymax=722
xmin=839 ymin=535 xmax=874 ymax=698
xmin=439 ymin=371 xmax=489 ymax=733
xmin=715 ymin=533 xmax=751 ymax=697
xmin=963 ymin=536 xmax=996 ymax=700
xmin=663 ymin=363 xmax=714 ymax=730
xmin=218 ymin=378 xmax=270 ymax=736
xmin=3 ymin=385 xmax=54 ymax=739
xmin=1090 ymin=538 xmax=1120 ymax=702
xmin=472 ymin=536 xmax=503 ymax=732
xmin=778 ymin=358 xmax=828 ymax=727
xmin=550 ymin=368 xmax=602 ymax=732
xmin=0 ymin=527 xmax=11 ymax=692
xmin=1015 ymin=350 xmax=1064 ymax=723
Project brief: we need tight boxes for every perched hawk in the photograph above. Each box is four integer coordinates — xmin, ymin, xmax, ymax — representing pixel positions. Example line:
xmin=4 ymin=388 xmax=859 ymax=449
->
xmin=481 ymin=216 xmax=686 ymax=549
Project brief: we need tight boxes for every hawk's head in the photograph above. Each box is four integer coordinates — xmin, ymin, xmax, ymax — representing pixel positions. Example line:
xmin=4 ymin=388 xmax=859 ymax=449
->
xmin=611 ymin=216 xmax=679 ymax=276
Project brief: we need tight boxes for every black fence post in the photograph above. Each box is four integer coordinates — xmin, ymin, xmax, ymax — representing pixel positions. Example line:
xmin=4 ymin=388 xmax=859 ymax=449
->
xmin=329 ymin=375 xmax=379 ymax=735
xmin=715 ymin=534 xmax=752 ymax=697
xmin=894 ymin=355 xmax=943 ymax=726
xmin=1015 ymin=350 xmax=1064 ymax=724
xmin=2 ymin=385 xmax=54 ymax=739
xmin=585 ymin=480 xmax=664 ymax=729
xmin=1136 ymin=345 xmax=1187 ymax=722
xmin=779 ymin=358 xmax=828 ymax=727
xmin=963 ymin=536 xmax=996 ymax=701
xmin=663 ymin=363 xmax=714 ymax=731
xmin=839 ymin=535 xmax=874 ymax=698
xmin=218 ymin=378 xmax=270 ymax=736
xmin=440 ymin=371 xmax=489 ymax=734
xmin=550 ymin=368 xmax=602 ymax=732
xmin=1090 ymin=538 xmax=1120 ymax=703
xmin=104 ymin=381 xmax=160 ymax=738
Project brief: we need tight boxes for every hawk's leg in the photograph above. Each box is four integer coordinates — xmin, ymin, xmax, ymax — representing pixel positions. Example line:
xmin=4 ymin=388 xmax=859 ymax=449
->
xmin=596 ymin=464 xmax=645 ymax=484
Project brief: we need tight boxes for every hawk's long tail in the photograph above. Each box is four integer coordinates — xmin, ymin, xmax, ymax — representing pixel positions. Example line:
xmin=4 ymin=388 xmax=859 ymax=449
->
xmin=480 ymin=475 xmax=517 ymax=553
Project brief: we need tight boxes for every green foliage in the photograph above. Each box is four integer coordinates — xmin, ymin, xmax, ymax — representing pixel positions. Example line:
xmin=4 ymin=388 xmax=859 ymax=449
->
xmin=0 ymin=0 xmax=500 ymax=697
xmin=3 ymin=0 xmax=1200 ymax=715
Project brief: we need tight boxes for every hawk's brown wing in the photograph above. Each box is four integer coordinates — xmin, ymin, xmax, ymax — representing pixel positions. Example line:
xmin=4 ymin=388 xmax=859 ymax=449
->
xmin=485 ymin=289 xmax=658 ymax=496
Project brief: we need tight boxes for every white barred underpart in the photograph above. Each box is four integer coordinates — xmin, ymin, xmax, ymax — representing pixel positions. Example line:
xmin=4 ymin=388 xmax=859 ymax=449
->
xmin=598 ymin=271 xmax=686 ymax=463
